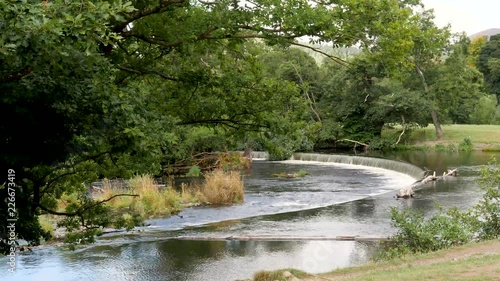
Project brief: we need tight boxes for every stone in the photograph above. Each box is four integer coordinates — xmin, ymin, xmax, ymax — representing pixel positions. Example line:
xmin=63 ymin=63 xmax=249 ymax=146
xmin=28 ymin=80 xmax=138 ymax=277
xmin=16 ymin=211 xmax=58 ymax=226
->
xmin=283 ymin=271 xmax=293 ymax=278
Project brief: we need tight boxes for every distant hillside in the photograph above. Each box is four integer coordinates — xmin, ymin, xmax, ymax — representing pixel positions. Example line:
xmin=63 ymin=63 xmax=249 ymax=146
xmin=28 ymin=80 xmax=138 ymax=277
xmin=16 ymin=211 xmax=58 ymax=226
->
xmin=294 ymin=42 xmax=361 ymax=65
xmin=469 ymin=28 xmax=500 ymax=40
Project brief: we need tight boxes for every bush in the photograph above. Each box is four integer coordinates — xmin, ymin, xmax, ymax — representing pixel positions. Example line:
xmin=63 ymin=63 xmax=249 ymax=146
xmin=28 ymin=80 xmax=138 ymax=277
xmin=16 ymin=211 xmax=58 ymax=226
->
xmin=475 ymin=158 xmax=500 ymax=240
xmin=368 ymin=137 xmax=394 ymax=150
xmin=434 ymin=144 xmax=446 ymax=151
xmin=380 ymin=206 xmax=474 ymax=259
xmin=458 ymin=137 xmax=474 ymax=151
xmin=186 ymin=165 xmax=202 ymax=177
xmin=380 ymin=157 xmax=500 ymax=259
xmin=447 ymin=143 xmax=457 ymax=152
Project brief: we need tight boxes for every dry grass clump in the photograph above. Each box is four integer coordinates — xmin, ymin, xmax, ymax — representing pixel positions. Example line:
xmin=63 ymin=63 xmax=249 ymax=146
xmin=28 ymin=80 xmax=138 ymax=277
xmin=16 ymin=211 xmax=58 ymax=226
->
xmin=201 ymin=169 xmax=244 ymax=205
xmin=95 ymin=175 xmax=181 ymax=218
xmin=180 ymin=169 xmax=245 ymax=205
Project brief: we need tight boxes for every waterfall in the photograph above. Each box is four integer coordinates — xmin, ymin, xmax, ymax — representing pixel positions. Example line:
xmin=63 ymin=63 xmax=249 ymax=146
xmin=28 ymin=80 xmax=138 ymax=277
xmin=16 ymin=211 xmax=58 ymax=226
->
xmin=291 ymin=153 xmax=425 ymax=180
xmin=251 ymin=151 xmax=269 ymax=160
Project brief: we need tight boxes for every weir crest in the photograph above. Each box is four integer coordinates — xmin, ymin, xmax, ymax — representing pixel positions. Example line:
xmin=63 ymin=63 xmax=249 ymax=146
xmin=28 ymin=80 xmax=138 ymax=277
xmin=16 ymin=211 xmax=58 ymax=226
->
xmin=251 ymin=151 xmax=425 ymax=180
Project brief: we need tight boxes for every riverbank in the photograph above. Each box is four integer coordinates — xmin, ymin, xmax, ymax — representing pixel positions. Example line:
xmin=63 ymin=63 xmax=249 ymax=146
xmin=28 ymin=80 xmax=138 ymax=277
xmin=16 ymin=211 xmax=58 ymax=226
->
xmin=384 ymin=124 xmax=500 ymax=151
xmin=252 ymin=239 xmax=500 ymax=281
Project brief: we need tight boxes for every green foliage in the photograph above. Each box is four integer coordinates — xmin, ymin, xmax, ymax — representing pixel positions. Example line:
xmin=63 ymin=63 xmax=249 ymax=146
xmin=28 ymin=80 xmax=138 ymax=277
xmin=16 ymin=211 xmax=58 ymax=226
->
xmin=368 ymin=137 xmax=396 ymax=151
xmin=186 ymin=165 xmax=202 ymax=177
xmin=458 ymin=137 xmax=474 ymax=151
xmin=434 ymin=144 xmax=446 ymax=151
xmin=253 ymin=269 xmax=309 ymax=281
xmin=381 ymin=158 xmax=500 ymax=259
xmin=296 ymin=169 xmax=309 ymax=178
xmin=38 ymin=215 xmax=55 ymax=240
xmin=432 ymin=43 xmax=487 ymax=125
xmin=114 ymin=213 xmax=143 ymax=231
xmin=476 ymin=158 xmax=500 ymax=240
xmin=468 ymin=36 xmax=488 ymax=68
xmin=469 ymin=95 xmax=497 ymax=124
xmin=478 ymin=34 xmax=500 ymax=101
xmin=272 ymin=169 xmax=309 ymax=178
xmin=382 ymin=206 xmax=474 ymax=258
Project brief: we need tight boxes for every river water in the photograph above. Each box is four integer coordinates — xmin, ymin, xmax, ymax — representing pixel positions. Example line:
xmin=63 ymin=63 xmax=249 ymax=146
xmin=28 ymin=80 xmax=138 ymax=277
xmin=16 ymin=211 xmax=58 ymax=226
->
xmin=2 ymin=151 xmax=499 ymax=281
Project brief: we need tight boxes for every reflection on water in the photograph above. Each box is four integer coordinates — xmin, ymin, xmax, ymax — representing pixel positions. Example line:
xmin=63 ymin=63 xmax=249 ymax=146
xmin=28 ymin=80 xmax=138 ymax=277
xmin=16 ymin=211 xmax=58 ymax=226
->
xmin=5 ymin=239 xmax=374 ymax=281
xmin=2 ymin=151 xmax=500 ymax=281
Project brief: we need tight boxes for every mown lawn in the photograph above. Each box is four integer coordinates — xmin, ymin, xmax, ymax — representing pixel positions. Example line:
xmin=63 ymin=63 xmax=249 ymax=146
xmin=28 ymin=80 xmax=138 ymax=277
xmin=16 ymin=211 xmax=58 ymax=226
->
xmin=384 ymin=124 xmax=500 ymax=145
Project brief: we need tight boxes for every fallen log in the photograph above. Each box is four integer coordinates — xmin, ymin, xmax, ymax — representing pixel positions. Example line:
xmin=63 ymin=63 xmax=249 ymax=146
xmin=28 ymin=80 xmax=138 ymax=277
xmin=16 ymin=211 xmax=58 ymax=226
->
xmin=396 ymin=169 xmax=457 ymax=199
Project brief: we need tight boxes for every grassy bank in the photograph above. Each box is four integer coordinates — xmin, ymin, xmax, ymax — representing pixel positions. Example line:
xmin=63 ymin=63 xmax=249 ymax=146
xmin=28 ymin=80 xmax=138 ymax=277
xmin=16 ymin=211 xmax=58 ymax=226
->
xmin=253 ymin=240 xmax=500 ymax=281
xmin=384 ymin=124 xmax=500 ymax=151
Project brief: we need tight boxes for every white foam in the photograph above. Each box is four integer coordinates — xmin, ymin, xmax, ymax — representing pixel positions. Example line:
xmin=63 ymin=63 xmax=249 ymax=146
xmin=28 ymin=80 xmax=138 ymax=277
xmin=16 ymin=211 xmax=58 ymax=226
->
xmin=279 ymin=159 xmax=415 ymax=190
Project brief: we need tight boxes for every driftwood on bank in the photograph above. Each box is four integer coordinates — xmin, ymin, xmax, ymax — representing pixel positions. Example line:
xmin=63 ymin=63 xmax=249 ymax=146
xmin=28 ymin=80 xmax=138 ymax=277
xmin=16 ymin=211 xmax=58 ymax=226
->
xmin=396 ymin=169 xmax=458 ymax=199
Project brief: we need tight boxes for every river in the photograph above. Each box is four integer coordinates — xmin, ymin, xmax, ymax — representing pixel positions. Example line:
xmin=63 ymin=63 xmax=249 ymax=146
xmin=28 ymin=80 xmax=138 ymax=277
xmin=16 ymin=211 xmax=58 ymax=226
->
xmin=2 ymin=150 xmax=499 ymax=281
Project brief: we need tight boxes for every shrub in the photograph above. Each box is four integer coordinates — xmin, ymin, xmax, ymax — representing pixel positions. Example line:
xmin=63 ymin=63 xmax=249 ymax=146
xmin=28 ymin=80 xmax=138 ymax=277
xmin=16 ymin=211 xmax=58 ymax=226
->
xmin=475 ymin=158 xmax=500 ymax=240
xmin=186 ymin=165 xmax=202 ymax=177
xmin=434 ymin=144 xmax=446 ymax=151
xmin=380 ymin=206 xmax=475 ymax=259
xmin=368 ymin=137 xmax=394 ymax=150
xmin=380 ymin=157 xmax=500 ymax=259
xmin=200 ymin=169 xmax=244 ymax=205
xmin=447 ymin=143 xmax=457 ymax=152
xmin=458 ymin=137 xmax=474 ymax=151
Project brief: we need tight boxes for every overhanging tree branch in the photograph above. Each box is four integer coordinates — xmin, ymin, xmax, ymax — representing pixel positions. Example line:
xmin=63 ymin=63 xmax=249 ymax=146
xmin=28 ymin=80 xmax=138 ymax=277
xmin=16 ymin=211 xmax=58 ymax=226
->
xmin=289 ymin=41 xmax=350 ymax=66
xmin=37 ymin=194 xmax=140 ymax=217
xmin=0 ymin=66 xmax=33 ymax=83
xmin=113 ymin=0 xmax=188 ymax=32
xmin=117 ymin=65 xmax=179 ymax=81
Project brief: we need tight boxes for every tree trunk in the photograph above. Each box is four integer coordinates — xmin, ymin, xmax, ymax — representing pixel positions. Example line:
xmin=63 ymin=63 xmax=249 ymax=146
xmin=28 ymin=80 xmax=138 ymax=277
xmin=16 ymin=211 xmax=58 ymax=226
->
xmin=413 ymin=61 xmax=444 ymax=140
xmin=396 ymin=169 xmax=457 ymax=198
xmin=431 ymin=110 xmax=443 ymax=140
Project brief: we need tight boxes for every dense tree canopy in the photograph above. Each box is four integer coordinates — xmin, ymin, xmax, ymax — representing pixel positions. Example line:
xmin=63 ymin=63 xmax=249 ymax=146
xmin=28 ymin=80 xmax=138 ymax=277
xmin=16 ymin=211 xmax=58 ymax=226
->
xmin=478 ymin=34 xmax=500 ymax=102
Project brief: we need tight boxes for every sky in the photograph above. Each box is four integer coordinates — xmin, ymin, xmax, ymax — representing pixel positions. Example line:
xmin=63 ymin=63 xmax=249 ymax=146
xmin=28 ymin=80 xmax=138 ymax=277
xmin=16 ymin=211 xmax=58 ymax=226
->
xmin=421 ymin=0 xmax=499 ymax=35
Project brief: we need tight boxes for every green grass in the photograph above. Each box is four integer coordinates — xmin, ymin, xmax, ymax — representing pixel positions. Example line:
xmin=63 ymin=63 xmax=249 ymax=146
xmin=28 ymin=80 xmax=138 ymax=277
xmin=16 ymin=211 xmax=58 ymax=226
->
xmin=329 ymin=253 xmax=499 ymax=281
xmin=253 ymin=269 xmax=310 ymax=281
xmin=252 ymin=240 xmax=500 ymax=281
xmin=272 ymin=169 xmax=309 ymax=178
xmin=384 ymin=124 xmax=500 ymax=150
xmin=407 ymin=124 xmax=500 ymax=144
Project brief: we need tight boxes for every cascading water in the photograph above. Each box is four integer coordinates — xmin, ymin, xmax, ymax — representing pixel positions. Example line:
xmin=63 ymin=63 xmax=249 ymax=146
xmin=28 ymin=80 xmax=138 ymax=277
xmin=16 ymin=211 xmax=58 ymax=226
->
xmin=251 ymin=151 xmax=424 ymax=180
xmin=292 ymin=153 xmax=425 ymax=180
xmin=250 ymin=151 xmax=269 ymax=160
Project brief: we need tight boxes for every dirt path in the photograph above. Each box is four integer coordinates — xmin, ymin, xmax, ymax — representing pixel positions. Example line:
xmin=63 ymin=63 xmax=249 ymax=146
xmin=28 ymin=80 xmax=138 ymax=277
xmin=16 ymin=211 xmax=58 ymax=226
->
xmin=301 ymin=240 xmax=500 ymax=281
